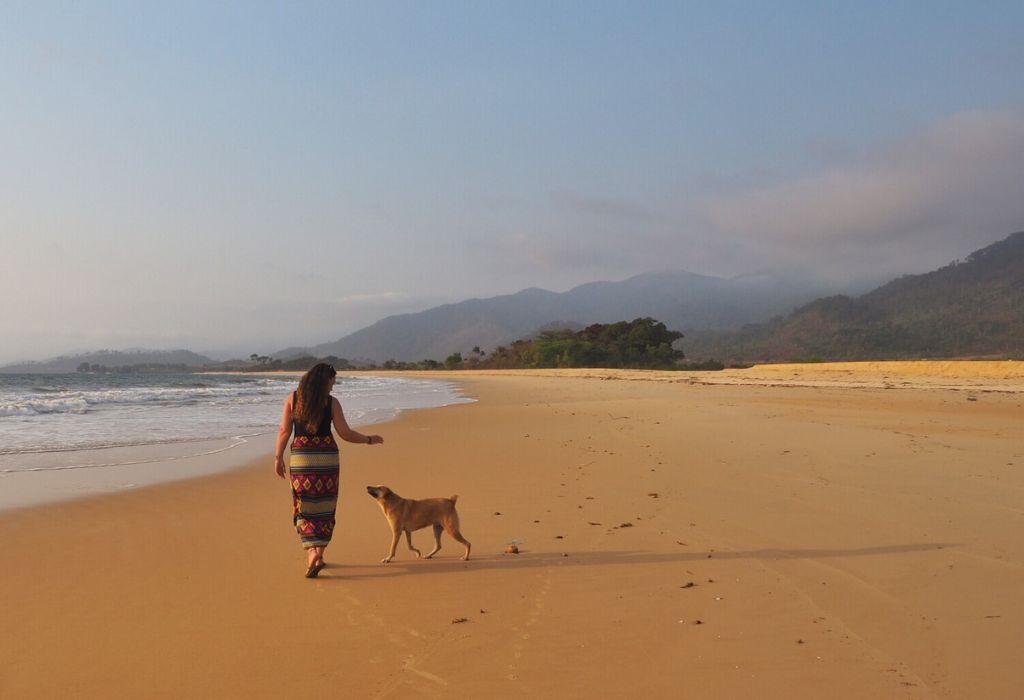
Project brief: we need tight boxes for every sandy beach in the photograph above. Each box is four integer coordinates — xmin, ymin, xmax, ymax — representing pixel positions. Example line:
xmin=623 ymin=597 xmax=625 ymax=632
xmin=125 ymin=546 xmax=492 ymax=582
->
xmin=1 ymin=363 xmax=1021 ymax=699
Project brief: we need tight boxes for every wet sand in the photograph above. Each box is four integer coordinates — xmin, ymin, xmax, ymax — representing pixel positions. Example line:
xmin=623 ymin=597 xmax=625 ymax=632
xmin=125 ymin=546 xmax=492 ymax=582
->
xmin=0 ymin=364 xmax=1021 ymax=698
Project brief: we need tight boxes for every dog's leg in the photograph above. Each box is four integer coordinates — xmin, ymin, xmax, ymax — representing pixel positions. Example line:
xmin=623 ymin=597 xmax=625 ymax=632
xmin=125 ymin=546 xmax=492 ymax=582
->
xmin=405 ymin=530 xmax=422 ymax=558
xmin=451 ymin=530 xmax=471 ymax=561
xmin=423 ymin=524 xmax=443 ymax=559
xmin=443 ymin=515 xmax=471 ymax=561
xmin=383 ymin=527 xmax=402 ymax=564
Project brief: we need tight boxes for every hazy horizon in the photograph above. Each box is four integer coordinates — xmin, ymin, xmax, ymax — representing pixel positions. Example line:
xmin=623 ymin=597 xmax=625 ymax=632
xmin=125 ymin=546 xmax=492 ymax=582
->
xmin=3 ymin=3 xmax=1023 ymax=364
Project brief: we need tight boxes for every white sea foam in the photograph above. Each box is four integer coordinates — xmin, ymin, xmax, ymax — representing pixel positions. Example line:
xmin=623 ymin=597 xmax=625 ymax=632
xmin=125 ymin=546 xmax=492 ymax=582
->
xmin=0 ymin=373 xmax=471 ymax=468
xmin=0 ymin=383 xmax=275 ymax=417
xmin=0 ymin=396 xmax=90 ymax=416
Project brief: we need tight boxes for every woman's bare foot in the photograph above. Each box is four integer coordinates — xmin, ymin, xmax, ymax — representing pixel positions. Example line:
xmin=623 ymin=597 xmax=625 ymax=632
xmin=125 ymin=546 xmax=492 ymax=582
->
xmin=305 ymin=548 xmax=325 ymax=578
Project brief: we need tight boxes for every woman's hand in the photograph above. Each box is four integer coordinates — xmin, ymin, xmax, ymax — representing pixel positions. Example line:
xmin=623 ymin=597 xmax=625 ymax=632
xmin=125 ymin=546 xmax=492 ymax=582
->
xmin=274 ymin=455 xmax=288 ymax=479
xmin=367 ymin=435 xmax=384 ymax=445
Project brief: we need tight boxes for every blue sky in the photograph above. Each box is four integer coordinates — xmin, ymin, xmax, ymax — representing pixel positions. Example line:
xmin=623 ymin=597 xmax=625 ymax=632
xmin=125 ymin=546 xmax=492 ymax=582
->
xmin=2 ymin=2 xmax=1023 ymax=361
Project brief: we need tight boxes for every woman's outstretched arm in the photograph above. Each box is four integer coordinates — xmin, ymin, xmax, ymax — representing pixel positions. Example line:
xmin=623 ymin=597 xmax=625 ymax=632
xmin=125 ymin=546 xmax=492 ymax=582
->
xmin=331 ymin=397 xmax=384 ymax=445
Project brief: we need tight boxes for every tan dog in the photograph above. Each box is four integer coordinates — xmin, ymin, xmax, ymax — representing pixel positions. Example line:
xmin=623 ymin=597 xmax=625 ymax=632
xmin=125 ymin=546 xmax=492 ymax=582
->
xmin=366 ymin=485 xmax=471 ymax=563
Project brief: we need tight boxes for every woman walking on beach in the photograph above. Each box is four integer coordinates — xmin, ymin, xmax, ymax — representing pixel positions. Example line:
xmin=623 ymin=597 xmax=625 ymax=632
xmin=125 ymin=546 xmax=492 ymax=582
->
xmin=275 ymin=363 xmax=383 ymax=578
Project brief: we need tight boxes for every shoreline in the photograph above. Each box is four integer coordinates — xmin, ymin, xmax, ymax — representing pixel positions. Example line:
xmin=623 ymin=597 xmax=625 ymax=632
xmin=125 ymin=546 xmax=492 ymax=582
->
xmin=1 ymin=366 xmax=1021 ymax=697
xmin=0 ymin=432 xmax=272 ymax=513
xmin=0 ymin=373 xmax=472 ymax=513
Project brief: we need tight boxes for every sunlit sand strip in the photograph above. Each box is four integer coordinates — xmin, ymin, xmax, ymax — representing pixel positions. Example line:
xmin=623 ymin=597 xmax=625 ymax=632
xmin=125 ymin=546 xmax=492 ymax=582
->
xmin=390 ymin=361 xmax=1024 ymax=393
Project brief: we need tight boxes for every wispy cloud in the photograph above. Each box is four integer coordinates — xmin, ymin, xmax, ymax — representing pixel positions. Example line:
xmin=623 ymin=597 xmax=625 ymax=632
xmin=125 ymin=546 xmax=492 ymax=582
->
xmin=467 ymin=112 xmax=1024 ymax=288
xmin=697 ymin=110 xmax=1024 ymax=276
xmin=334 ymin=291 xmax=411 ymax=305
xmin=546 ymin=189 xmax=663 ymax=224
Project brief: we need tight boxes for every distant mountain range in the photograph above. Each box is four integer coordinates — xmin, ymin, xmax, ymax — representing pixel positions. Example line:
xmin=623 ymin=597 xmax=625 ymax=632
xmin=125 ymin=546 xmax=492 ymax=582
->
xmin=685 ymin=231 xmax=1024 ymax=362
xmin=6 ymin=232 xmax=1022 ymax=371
xmin=0 ymin=349 xmax=214 ymax=374
xmin=295 ymin=270 xmax=837 ymax=363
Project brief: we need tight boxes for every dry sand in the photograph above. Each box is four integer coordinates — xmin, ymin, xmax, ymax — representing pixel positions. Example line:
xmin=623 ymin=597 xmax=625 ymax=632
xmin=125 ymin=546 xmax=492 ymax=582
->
xmin=1 ymin=363 xmax=1022 ymax=698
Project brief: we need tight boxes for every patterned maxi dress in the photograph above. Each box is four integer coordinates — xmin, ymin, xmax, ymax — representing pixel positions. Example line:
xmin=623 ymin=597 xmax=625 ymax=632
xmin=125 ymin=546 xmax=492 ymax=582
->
xmin=289 ymin=393 xmax=340 ymax=549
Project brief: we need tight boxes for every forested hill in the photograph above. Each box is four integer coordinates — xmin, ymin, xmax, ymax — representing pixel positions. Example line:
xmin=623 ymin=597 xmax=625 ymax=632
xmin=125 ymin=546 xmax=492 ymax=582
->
xmin=685 ymin=231 xmax=1024 ymax=362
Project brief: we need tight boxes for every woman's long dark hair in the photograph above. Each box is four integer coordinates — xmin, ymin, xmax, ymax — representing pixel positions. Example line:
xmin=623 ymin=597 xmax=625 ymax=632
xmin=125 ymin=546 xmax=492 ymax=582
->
xmin=294 ymin=363 xmax=337 ymax=434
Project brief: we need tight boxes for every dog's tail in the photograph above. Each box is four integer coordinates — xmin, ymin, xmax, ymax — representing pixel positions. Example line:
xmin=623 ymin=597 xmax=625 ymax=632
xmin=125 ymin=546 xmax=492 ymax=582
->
xmin=449 ymin=494 xmax=459 ymax=503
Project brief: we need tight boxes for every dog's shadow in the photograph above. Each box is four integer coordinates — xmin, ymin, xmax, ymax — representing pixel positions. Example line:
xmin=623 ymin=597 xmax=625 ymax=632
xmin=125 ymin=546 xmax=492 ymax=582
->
xmin=316 ymin=542 xmax=952 ymax=581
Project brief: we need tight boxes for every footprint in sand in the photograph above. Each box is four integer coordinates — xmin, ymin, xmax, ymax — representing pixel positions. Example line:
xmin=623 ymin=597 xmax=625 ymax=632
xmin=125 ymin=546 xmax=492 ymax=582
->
xmin=507 ymin=572 xmax=553 ymax=680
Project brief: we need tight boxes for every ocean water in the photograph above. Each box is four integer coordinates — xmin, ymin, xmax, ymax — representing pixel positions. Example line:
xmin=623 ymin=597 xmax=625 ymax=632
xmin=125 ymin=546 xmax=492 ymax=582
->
xmin=0 ymin=372 xmax=471 ymax=509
